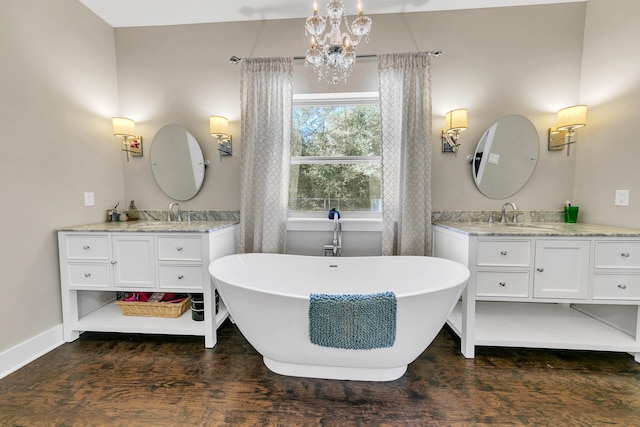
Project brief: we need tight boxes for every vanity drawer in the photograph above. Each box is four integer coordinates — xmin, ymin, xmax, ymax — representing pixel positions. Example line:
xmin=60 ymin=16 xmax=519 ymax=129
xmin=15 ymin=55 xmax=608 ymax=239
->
xmin=476 ymin=270 xmax=529 ymax=298
xmin=476 ymin=240 xmax=531 ymax=267
xmin=66 ymin=263 xmax=110 ymax=288
xmin=158 ymin=265 xmax=204 ymax=290
xmin=592 ymin=274 xmax=640 ymax=300
xmin=65 ymin=235 xmax=110 ymax=260
xmin=594 ymin=241 xmax=640 ymax=269
xmin=157 ymin=236 xmax=203 ymax=261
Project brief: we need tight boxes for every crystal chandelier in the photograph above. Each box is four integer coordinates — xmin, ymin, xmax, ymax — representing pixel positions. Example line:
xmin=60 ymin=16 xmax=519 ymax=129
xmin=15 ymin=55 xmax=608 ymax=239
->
xmin=305 ymin=1 xmax=372 ymax=84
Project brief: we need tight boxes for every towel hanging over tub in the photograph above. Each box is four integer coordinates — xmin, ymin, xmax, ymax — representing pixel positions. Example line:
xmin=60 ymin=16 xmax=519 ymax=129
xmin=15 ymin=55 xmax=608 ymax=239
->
xmin=309 ymin=292 xmax=397 ymax=350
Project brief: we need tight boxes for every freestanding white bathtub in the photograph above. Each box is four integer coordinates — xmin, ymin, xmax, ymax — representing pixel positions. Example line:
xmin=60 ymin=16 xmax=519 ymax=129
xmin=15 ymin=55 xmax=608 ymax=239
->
xmin=209 ymin=254 xmax=469 ymax=381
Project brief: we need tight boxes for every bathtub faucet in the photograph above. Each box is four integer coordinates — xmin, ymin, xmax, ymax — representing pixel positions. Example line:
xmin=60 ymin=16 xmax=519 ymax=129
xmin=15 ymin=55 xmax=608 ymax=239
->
xmin=324 ymin=209 xmax=342 ymax=256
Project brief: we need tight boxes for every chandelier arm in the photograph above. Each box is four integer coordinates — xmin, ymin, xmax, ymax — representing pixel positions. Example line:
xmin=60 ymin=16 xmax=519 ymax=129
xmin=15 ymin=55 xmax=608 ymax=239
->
xmin=316 ymin=33 xmax=331 ymax=47
xmin=348 ymin=34 xmax=363 ymax=47
xmin=344 ymin=15 xmax=359 ymax=37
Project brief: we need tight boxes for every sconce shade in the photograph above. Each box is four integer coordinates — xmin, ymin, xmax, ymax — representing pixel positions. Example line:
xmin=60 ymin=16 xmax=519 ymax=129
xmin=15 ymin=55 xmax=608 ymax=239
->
xmin=445 ymin=109 xmax=468 ymax=132
xmin=210 ymin=116 xmax=229 ymax=137
xmin=557 ymin=105 xmax=587 ymax=131
xmin=112 ymin=117 xmax=135 ymax=137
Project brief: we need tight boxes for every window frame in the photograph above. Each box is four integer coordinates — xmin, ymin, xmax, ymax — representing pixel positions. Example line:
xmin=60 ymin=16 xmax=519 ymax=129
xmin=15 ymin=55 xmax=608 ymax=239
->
xmin=289 ymin=92 xmax=382 ymax=219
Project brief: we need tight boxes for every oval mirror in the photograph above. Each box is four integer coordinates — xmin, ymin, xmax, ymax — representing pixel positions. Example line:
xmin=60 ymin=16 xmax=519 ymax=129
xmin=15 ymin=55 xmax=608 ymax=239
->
xmin=471 ymin=114 xmax=539 ymax=199
xmin=150 ymin=124 xmax=206 ymax=201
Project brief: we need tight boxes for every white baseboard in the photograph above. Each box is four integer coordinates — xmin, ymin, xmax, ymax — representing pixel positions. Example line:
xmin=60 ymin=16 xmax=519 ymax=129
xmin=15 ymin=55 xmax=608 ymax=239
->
xmin=0 ymin=325 xmax=64 ymax=380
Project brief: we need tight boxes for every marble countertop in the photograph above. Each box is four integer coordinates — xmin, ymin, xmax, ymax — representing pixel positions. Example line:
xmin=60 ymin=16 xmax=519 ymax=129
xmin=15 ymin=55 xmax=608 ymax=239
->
xmin=433 ymin=221 xmax=640 ymax=237
xmin=58 ymin=220 xmax=239 ymax=233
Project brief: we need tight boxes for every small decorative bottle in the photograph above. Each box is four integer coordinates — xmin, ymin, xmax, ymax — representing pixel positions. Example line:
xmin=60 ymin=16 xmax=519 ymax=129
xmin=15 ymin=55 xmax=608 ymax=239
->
xmin=128 ymin=200 xmax=139 ymax=221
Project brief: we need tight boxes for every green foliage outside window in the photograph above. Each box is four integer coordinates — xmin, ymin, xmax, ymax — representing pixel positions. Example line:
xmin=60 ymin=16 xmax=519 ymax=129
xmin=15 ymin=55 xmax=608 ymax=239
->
xmin=289 ymin=104 xmax=381 ymax=212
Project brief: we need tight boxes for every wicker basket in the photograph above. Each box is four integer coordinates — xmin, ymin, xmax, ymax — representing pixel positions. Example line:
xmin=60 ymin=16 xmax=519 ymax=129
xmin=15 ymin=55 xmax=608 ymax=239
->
xmin=115 ymin=296 xmax=191 ymax=318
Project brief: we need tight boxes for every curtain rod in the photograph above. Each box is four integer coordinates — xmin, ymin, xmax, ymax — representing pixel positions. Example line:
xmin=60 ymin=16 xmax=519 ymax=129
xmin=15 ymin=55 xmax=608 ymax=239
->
xmin=229 ymin=49 xmax=443 ymax=64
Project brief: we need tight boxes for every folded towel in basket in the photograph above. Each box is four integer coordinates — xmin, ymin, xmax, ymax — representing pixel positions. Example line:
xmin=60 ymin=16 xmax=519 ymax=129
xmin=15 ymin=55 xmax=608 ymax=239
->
xmin=309 ymin=292 xmax=396 ymax=350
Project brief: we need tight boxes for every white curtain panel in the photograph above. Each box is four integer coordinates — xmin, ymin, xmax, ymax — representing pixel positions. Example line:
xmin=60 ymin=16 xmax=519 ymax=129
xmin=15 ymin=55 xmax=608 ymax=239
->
xmin=239 ymin=57 xmax=294 ymax=253
xmin=377 ymin=52 xmax=433 ymax=256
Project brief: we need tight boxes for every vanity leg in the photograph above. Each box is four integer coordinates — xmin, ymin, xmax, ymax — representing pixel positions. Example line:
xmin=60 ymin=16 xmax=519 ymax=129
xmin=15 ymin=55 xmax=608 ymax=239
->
xmin=461 ymin=285 xmax=476 ymax=358
xmin=204 ymin=280 xmax=216 ymax=349
xmin=635 ymin=306 xmax=640 ymax=363
xmin=61 ymin=290 xmax=80 ymax=342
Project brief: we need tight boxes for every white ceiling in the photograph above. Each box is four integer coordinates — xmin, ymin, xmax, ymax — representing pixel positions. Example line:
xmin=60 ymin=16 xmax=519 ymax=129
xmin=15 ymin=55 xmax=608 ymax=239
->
xmin=79 ymin=0 xmax=585 ymax=28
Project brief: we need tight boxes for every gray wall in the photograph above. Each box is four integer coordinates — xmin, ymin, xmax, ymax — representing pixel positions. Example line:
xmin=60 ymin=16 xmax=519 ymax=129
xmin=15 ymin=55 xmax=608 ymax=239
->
xmin=574 ymin=0 xmax=640 ymax=229
xmin=2 ymin=0 xmax=639 ymax=355
xmin=0 ymin=0 xmax=121 ymax=351
xmin=114 ymin=3 xmax=586 ymax=213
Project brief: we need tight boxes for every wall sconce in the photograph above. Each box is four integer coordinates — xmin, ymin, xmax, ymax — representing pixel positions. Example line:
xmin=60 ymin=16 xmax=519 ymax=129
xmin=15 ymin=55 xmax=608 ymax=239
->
xmin=548 ymin=105 xmax=587 ymax=156
xmin=112 ymin=117 xmax=142 ymax=162
xmin=442 ymin=109 xmax=468 ymax=153
xmin=209 ymin=115 xmax=232 ymax=160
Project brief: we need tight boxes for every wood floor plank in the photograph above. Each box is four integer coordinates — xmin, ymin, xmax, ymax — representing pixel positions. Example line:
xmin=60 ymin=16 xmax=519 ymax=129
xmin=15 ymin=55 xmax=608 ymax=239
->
xmin=1 ymin=321 xmax=639 ymax=426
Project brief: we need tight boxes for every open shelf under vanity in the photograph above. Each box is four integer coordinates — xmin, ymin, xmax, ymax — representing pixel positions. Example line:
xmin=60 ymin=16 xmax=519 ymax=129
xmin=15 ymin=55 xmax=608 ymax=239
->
xmin=447 ymin=301 xmax=640 ymax=353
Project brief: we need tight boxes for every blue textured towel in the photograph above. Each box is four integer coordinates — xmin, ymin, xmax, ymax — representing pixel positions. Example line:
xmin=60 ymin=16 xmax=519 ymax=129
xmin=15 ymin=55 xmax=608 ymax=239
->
xmin=309 ymin=292 xmax=397 ymax=350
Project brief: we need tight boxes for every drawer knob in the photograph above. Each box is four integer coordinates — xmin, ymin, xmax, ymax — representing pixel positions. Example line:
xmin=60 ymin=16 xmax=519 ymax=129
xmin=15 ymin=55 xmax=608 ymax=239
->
xmin=536 ymin=267 xmax=544 ymax=272
xmin=499 ymin=282 xmax=506 ymax=287
xmin=618 ymin=284 xmax=627 ymax=290
xmin=83 ymin=245 xmax=90 ymax=250
xmin=178 ymin=275 xmax=184 ymax=280
xmin=111 ymin=260 xmax=117 ymax=265
xmin=177 ymin=247 xmax=183 ymax=252
xmin=84 ymin=273 xmax=91 ymax=278
xmin=621 ymin=252 xmax=630 ymax=258
xmin=500 ymin=251 xmax=508 ymax=256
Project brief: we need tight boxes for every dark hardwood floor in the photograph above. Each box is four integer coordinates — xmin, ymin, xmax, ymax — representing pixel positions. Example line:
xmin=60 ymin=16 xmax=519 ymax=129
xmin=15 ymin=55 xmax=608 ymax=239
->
xmin=1 ymin=321 xmax=639 ymax=426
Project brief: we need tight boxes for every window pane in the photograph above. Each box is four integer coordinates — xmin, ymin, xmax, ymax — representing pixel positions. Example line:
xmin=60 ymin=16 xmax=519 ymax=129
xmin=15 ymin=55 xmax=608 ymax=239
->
xmin=289 ymin=163 xmax=381 ymax=212
xmin=292 ymin=105 xmax=380 ymax=157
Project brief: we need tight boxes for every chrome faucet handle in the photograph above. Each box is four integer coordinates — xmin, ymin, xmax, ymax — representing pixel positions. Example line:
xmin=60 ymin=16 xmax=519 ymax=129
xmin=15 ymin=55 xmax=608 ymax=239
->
xmin=167 ymin=211 xmax=172 ymax=222
xmin=488 ymin=212 xmax=494 ymax=223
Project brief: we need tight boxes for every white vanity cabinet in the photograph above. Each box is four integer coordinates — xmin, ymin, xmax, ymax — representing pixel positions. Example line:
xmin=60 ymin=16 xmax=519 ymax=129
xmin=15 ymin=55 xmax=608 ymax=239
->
xmin=58 ymin=223 xmax=238 ymax=348
xmin=592 ymin=241 xmax=640 ymax=301
xmin=533 ymin=239 xmax=590 ymax=299
xmin=112 ymin=235 xmax=156 ymax=288
xmin=475 ymin=239 xmax=531 ymax=299
xmin=433 ymin=223 xmax=640 ymax=362
xmin=64 ymin=234 xmax=156 ymax=289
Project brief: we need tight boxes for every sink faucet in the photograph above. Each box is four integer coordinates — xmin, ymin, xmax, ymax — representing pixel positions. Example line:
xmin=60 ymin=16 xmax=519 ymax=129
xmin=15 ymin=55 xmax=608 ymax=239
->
xmin=500 ymin=202 xmax=518 ymax=224
xmin=168 ymin=202 xmax=182 ymax=222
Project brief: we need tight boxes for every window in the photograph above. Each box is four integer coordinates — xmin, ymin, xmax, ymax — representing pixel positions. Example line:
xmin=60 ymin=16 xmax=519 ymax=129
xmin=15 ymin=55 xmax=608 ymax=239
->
xmin=289 ymin=93 xmax=381 ymax=215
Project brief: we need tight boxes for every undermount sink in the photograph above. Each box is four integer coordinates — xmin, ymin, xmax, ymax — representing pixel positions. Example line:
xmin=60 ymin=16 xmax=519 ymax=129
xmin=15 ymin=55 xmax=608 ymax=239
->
xmin=130 ymin=221 xmax=173 ymax=229
xmin=499 ymin=223 xmax=564 ymax=231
